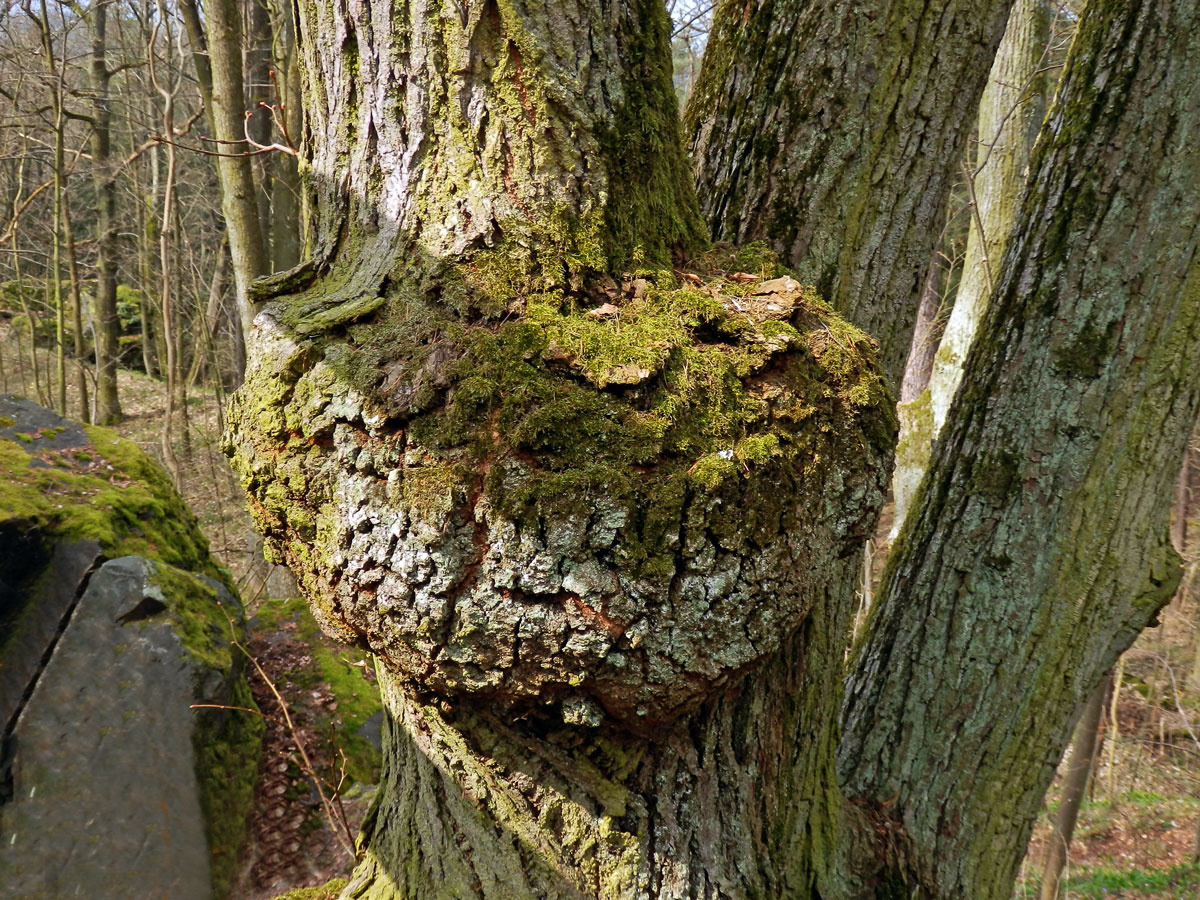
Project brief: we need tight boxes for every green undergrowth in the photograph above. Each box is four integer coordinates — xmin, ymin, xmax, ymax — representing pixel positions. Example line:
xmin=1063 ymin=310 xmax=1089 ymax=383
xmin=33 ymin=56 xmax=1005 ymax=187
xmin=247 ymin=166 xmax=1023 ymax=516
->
xmin=305 ymin=242 xmax=891 ymax=529
xmin=1018 ymin=863 xmax=1200 ymax=898
xmin=0 ymin=422 xmax=223 ymax=583
xmin=255 ymin=596 xmax=383 ymax=785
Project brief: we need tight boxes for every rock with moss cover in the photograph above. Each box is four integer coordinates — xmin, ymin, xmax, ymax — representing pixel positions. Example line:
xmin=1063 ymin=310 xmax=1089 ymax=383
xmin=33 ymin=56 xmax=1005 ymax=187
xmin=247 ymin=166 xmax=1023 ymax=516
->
xmin=0 ymin=396 xmax=262 ymax=899
xmin=227 ymin=252 xmax=895 ymax=728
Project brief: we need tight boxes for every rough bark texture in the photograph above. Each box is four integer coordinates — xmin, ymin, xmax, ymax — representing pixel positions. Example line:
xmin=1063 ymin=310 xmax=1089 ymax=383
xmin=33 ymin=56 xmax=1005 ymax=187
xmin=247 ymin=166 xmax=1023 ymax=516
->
xmin=225 ymin=0 xmax=894 ymax=896
xmin=253 ymin=0 xmax=707 ymax=319
xmin=840 ymin=2 xmax=1200 ymax=896
xmin=890 ymin=0 xmax=1052 ymax=539
xmin=686 ymin=0 xmax=1015 ymax=386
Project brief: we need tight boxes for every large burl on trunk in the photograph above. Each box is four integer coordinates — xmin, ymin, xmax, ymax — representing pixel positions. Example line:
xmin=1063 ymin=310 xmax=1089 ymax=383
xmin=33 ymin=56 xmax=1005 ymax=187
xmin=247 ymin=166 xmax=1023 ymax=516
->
xmin=225 ymin=0 xmax=893 ymax=896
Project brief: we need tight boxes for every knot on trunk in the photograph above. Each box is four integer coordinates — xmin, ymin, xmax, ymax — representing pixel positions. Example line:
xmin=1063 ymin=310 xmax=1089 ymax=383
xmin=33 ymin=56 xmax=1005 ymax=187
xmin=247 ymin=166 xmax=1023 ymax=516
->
xmin=226 ymin=255 xmax=895 ymax=727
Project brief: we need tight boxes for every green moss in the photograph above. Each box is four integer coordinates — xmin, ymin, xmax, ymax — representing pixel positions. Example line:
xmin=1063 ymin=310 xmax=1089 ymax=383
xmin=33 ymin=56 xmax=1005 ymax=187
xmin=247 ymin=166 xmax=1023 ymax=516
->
xmin=267 ymin=878 xmax=349 ymax=900
xmin=256 ymin=597 xmax=383 ymax=785
xmin=276 ymin=257 xmax=890 ymax=577
xmin=147 ymin=563 xmax=236 ymax=670
xmin=0 ymin=425 xmax=222 ymax=583
xmin=193 ymin=675 xmax=265 ymax=900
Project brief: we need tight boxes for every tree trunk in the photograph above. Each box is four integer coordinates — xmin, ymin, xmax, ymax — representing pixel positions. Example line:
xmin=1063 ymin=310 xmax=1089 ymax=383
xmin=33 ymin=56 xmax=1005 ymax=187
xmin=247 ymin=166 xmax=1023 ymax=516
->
xmin=268 ymin=0 xmax=303 ymax=272
xmin=227 ymin=1 xmax=1200 ymax=898
xmin=62 ymin=202 xmax=89 ymax=424
xmin=90 ymin=3 xmax=124 ymax=424
xmin=226 ymin=2 xmax=892 ymax=897
xmin=246 ymin=0 xmax=275 ymax=251
xmin=1039 ymin=673 xmax=1109 ymax=900
xmin=887 ymin=0 xmax=1054 ymax=539
xmin=686 ymin=0 xmax=1016 ymax=386
xmin=889 ymin=256 xmax=945 ymax=541
xmin=204 ymin=0 xmax=270 ymax=338
xmin=890 ymin=0 xmax=1053 ymax=538
xmin=840 ymin=2 xmax=1200 ymax=897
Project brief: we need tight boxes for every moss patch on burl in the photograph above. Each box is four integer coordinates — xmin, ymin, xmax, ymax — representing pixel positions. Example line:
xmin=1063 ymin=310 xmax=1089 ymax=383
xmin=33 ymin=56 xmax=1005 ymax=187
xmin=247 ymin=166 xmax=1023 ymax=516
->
xmin=313 ymin=243 xmax=891 ymax=535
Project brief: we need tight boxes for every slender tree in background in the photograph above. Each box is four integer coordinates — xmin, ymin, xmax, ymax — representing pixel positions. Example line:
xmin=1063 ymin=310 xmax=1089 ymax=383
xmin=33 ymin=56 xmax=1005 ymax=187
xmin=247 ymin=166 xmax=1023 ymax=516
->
xmin=1039 ymin=674 xmax=1110 ymax=900
xmin=151 ymin=0 xmax=183 ymax=485
xmin=90 ymin=0 xmax=125 ymax=424
xmin=202 ymin=0 xmax=269 ymax=339
xmin=267 ymin=0 xmax=303 ymax=271
xmin=890 ymin=0 xmax=1055 ymax=537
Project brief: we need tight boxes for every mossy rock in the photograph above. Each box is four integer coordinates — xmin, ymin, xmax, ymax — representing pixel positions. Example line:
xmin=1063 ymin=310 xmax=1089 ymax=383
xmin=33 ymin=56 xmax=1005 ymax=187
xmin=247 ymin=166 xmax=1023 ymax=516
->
xmin=0 ymin=395 xmax=260 ymax=897
xmin=227 ymin=245 xmax=896 ymax=727
xmin=0 ymin=393 xmax=221 ymax=578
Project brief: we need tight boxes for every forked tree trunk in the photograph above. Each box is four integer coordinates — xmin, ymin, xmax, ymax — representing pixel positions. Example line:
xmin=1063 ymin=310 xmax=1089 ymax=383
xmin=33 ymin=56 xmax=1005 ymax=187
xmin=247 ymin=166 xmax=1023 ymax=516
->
xmin=840 ymin=2 xmax=1200 ymax=896
xmin=228 ymin=1 xmax=1200 ymax=898
xmin=686 ymin=0 xmax=1016 ymax=385
xmin=891 ymin=0 xmax=1053 ymax=537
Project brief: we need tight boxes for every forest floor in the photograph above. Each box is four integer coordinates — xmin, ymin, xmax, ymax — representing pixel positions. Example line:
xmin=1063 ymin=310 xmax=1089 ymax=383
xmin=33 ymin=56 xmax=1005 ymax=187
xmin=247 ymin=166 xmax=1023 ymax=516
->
xmin=3 ymin=333 xmax=1200 ymax=898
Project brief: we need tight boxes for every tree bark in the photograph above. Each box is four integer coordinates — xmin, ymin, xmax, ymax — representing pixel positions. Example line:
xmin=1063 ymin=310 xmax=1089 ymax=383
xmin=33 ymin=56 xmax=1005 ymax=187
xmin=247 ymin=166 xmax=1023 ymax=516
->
xmin=890 ymin=0 xmax=1053 ymax=539
xmin=228 ymin=1 xmax=1200 ymax=898
xmin=226 ymin=1 xmax=891 ymax=897
xmin=267 ymin=0 xmax=303 ymax=272
xmin=840 ymin=2 xmax=1200 ymax=896
xmin=1039 ymin=673 xmax=1109 ymax=900
xmin=686 ymin=0 xmax=1015 ymax=386
xmin=89 ymin=2 xmax=123 ymax=424
xmin=203 ymin=0 xmax=270 ymax=339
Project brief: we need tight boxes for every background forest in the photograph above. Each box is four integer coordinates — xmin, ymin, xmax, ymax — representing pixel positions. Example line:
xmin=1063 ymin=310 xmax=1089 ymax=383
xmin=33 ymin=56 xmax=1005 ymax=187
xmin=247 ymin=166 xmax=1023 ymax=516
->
xmin=1 ymin=1 xmax=1199 ymax=898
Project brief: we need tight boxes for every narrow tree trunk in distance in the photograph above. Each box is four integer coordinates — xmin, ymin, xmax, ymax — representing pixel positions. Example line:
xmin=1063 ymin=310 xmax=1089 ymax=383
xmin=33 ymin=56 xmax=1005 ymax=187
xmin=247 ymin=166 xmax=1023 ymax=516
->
xmin=268 ymin=0 xmax=303 ymax=271
xmin=90 ymin=3 xmax=123 ymax=424
xmin=246 ymin=0 xmax=275 ymax=251
xmin=204 ymin=0 xmax=269 ymax=339
xmin=841 ymin=3 xmax=1200 ymax=896
xmin=687 ymin=0 xmax=1016 ymax=386
xmin=62 ymin=202 xmax=89 ymax=423
xmin=889 ymin=0 xmax=1052 ymax=538
xmin=37 ymin=0 xmax=67 ymax=417
xmin=1039 ymin=674 xmax=1110 ymax=900
xmin=890 ymin=257 xmax=945 ymax=540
